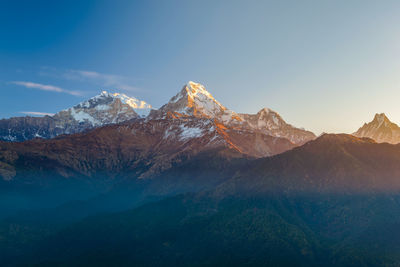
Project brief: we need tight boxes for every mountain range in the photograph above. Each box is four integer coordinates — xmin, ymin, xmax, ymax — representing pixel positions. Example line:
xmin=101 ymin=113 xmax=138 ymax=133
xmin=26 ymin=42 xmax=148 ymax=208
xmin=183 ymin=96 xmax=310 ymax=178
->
xmin=0 ymin=82 xmax=315 ymax=153
xmin=3 ymin=81 xmax=400 ymax=265
xmin=4 ymin=81 xmax=400 ymax=147
xmin=2 ymin=81 xmax=400 ymax=186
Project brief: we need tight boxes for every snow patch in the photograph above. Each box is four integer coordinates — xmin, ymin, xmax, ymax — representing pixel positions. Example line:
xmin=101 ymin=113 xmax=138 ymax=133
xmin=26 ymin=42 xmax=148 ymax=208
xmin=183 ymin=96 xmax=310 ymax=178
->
xmin=70 ymin=108 xmax=99 ymax=125
xmin=179 ymin=125 xmax=204 ymax=140
xmin=95 ymin=104 xmax=111 ymax=111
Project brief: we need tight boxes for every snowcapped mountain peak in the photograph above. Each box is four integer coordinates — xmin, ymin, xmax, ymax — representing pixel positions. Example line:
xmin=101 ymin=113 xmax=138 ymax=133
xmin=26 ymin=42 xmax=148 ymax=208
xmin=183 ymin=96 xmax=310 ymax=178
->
xmin=150 ymin=81 xmax=239 ymax=123
xmin=373 ymin=113 xmax=390 ymax=127
xmin=354 ymin=113 xmax=400 ymax=144
xmin=91 ymin=91 xmax=152 ymax=110
xmin=262 ymin=107 xmax=271 ymax=112
xmin=258 ymin=108 xmax=272 ymax=115
xmin=52 ymin=91 xmax=152 ymax=131
xmin=185 ymin=81 xmax=217 ymax=101
xmin=175 ymin=81 xmax=225 ymax=112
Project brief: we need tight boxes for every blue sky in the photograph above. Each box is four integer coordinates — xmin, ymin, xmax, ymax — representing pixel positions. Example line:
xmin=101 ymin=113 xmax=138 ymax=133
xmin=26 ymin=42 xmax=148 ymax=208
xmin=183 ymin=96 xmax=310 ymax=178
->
xmin=2 ymin=0 xmax=400 ymax=134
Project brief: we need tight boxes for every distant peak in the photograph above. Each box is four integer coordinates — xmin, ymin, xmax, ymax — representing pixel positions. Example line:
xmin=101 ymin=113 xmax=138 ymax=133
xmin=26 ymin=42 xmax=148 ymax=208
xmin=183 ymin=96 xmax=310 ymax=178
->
xmin=167 ymin=81 xmax=224 ymax=110
xmin=98 ymin=91 xmax=128 ymax=99
xmin=374 ymin=113 xmax=388 ymax=120
xmin=151 ymin=81 xmax=235 ymax=121
xmin=187 ymin=81 xmax=200 ymax=87
xmin=258 ymin=107 xmax=271 ymax=114
xmin=184 ymin=81 xmax=214 ymax=99
xmin=187 ymin=81 xmax=204 ymax=88
xmin=353 ymin=112 xmax=400 ymax=143
xmin=372 ymin=113 xmax=391 ymax=127
xmin=257 ymin=107 xmax=282 ymax=120
xmin=81 ymin=91 xmax=152 ymax=110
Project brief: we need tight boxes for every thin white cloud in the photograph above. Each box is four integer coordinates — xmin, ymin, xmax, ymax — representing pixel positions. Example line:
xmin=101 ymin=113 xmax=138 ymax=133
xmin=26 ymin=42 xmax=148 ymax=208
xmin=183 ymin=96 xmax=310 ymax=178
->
xmin=20 ymin=111 xmax=55 ymax=116
xmin=11 ymin=81 xmax=82 ymax=96
xmin=66 ymin=70 xmax=139 ymax=92
xmin=77 ymin=70 xmax=101 ymax=78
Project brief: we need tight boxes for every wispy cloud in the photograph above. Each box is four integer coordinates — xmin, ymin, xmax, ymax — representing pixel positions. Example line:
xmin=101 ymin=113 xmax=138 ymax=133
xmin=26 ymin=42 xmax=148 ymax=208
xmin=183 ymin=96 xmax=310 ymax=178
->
xmin=20 ymin=111 xmax=55 ymax=116
xmin=65 ymin=70 xmax=139 ymax=92
xmin=11 ymin=81 xmax=82 ymax=96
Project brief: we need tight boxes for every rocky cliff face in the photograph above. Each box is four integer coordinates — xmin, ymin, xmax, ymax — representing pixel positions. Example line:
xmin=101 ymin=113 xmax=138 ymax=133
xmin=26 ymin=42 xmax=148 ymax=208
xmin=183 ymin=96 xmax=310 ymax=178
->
xmin=353 ymin=113 xmax=400 ymax=144
xmin=0 ymin=116 xmax=58 ymax=142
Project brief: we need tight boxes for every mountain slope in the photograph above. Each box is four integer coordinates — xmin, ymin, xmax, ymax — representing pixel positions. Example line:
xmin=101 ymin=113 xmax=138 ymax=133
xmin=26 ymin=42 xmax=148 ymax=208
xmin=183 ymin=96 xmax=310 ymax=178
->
xmin=220 ymin=134 xmax=400 ymax=195
xmin=0 ymin=116 xmax=295 ymax=183
xmin=353 ymin=113 xmax=400 ymax=144
xmin=0 ymin=91 xmax=151 ymax=142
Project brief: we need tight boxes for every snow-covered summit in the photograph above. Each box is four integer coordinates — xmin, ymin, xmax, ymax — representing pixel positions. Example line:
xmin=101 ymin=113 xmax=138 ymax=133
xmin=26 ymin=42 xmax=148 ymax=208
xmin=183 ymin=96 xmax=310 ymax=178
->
xmin=79 ymin=91 xmax=151 ymax=111
xmin=166 ymin=81 xmax=229 ymax=116
xmin=373 ymin=113 xmax=391 ymax=127
xmin=354 ymin=113 xmax=400 ymax=144
xmin=52 ymin=91 xmax=152 ymax=130
xmin=149 ymin=81 xmax=242 ymax=124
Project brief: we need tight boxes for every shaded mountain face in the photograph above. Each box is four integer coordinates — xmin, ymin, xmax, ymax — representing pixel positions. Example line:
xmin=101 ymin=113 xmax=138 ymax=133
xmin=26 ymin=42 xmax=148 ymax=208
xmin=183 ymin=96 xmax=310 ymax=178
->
xmin=353 ymin=113 xmax=400 ymax=144
xmin=149 ymin=81 xmax=316 ymax=145
xmin=4 ymin=131 xmax=400 ymax=195
xmin=0 ymin=91 xmax=151 ymax=142
xmin=219 ymin=134 xmax=400 ymax=195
